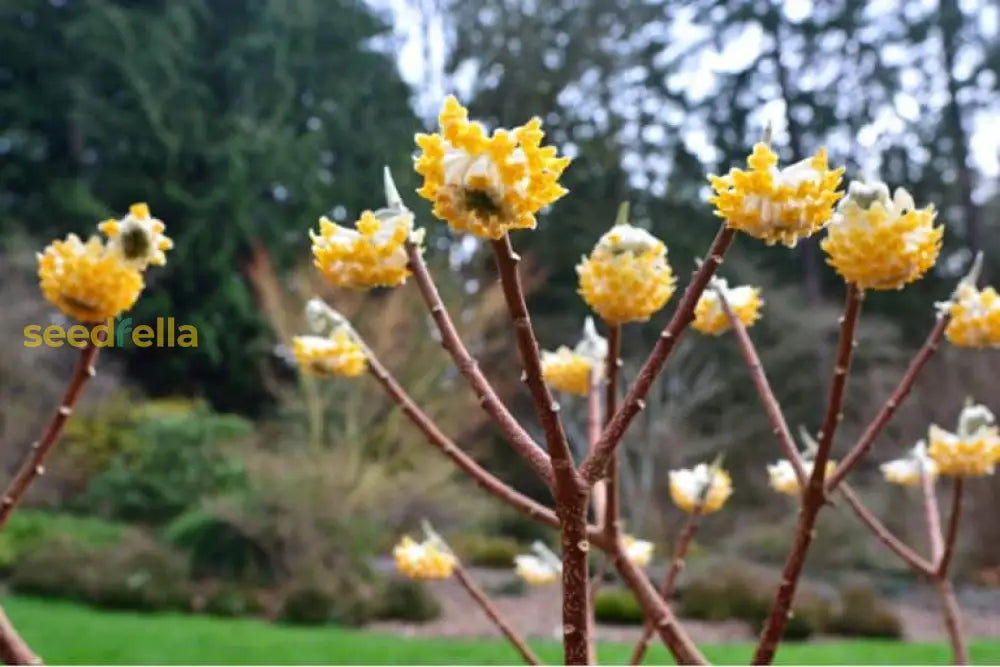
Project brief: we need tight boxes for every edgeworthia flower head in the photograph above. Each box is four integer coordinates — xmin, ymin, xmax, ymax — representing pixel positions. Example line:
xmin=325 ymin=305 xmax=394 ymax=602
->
xmin=821 ymin=180 xmax=942 ymax=290
xmin=541 ymin=317 xmax=608 ymax=396
xmin=392 ymin=535 xmax=457 ymax=580
xmin=414 ymin=96 xmax=571 ymax=239
xmin=513 ymin=541 xmax=562 ymax=586
xmin=880 ymin=441 xmax=938 ymax=486
xmin=927 ymin=401 xmax=1000 ymax=477
xmin=98 ymin=202 xmax=174 ymax=270
xmin=577 ymin=202 xmax=676 ymax=324
xmin=692 ymin=277 xmax=764 ymax=335
xmin=940 ymin=253 xmax=1000 ymax=348
xmin=669 ymin=461 xmax=733 ymax=514
xmin=622 ymin=534 xmax=654 ymax=567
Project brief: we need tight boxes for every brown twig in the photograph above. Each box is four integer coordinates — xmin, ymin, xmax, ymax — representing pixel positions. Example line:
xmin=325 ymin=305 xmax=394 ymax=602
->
xmin=405 ymin=242 xmax=555 ymax=488
xmin=629 ymin=510 xmax=703 ymax=665
xmin=825 ymin=314 xmax=950 ymax=492
xmin=452 ymin=562 xmax=543 ymax=665
xmin=935 ymin=578 xmax=969 ymax=664
xmin=752 ymin=284 xmax=864 ymax=665
xmin=579 ymin=225 xmax=736 ymax=486
xmin=365 ymin=354 xmax=562 ymax=531
xmin=610 ymin=543 xmax=707 ymax=665
xmin=922 ymin=470 xmax=944 ymax=564
xmin=714 ymin=283 xmax=807 ymax=488
xmin=836 ymin=484 xmax=934 ymax=575
xmin=603 ymin=324 xmax=621 ymax=539
xmin=0 ymin=604 xmax=41 ymax=665
xmin=936 ymin=477 xmax=964 ymax=579
xmin=0 ymin=338 xmax=101 ymax=531
xmin=490 ymin=235 xmax=591 ymax=664
xmin=587 ymin=374 xmax=606 ymax=524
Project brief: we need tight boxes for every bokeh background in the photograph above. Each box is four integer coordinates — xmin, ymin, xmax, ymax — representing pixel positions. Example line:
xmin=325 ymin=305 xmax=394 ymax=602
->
xmin=1 ymin=0 xmax=999 ymax=662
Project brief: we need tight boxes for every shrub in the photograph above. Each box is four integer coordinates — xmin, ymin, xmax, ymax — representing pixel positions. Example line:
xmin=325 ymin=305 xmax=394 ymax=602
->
xmin=9 ymin=533 xmax=192 ymax=612
xmin=376 ymin=578 xmax=442 ymax=622
xmin=163 ymin=509 xmax=276 ymax=584
xmin=449 ymin=534 xmax=522 ymax=569
xmin=0 ymin=510 xmax=128 ymax=572
xmin=202 ymin=584 xmax=265 ymax=618
xmin=280 ymin=573 xmax=378 ymax=627
xmin=828 ymin=583 xmax=903 ymax=638
xmin=593 ymin=587 xmax=644 ymax=625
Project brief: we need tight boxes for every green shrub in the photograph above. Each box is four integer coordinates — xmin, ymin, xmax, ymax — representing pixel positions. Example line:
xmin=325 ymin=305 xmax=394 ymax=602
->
xmin=163 ymin=510 xmax=276 ymax=584
xmin=203 ymin=585 xmax=265 ymax=618
xmin=280 ymin=573 xmax=378 ymax=627
xmin=489 ymin=512 xmax=553 ymax=545
xmin=593 ymin=587 xmax=644 ymax=625
xmin=828 ymin=583 xmax=903 ymax=638
xmin=9 ymin=533 xmax=192 ymax=612
xmin=448 ymin=534 xmax=522 ymax=569
xmin=0 ymin=510 xmax=128 ymax=572
xmin=376 ymin=578 xmax=442 ymax=623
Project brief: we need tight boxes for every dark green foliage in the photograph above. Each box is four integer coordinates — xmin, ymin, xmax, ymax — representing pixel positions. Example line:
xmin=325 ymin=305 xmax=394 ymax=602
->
xmin=593 ymin=587 xmax=645 ymax=626
xmin=375 ymin=578 xmax=443 ymax=623
xmin=279 ymin=573 xmax=377 ymax=627
xmin=77 ymin=403 xmax=250 ymax=523
xmin=0 ymin=510 xmax=128 ymax=573
xmin=202 ymin=585 xmax=265 ymax=618
xmin=163 ymin=509 xmax=275 ymax=584
xmin=828 ymin=583 xmax=903 ymax=638
xmin=9 ymin=534 xmax=192 ymax=613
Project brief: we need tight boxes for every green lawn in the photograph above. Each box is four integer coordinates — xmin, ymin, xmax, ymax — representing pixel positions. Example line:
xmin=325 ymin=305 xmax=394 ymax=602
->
xmin=3 ymin=596 xmax=998 ymax=665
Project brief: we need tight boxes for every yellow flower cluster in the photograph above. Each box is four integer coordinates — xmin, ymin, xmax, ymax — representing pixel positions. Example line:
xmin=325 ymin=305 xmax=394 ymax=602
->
xmin=709 ymin=143 xmax=844 ymax=247
xmin=622 ymin=535 xmax=654 ymax=567
xmin=943 ymin=283 xmax=1000 ymax=348
xmin=577 ymin=222 xmax=676 ymax=324
xmin=514 ymin=554 xmax=560 ymax=585
xmin=291 ymin=328 xmax=367 ymax=378
xmin=541 ymin=317 xmax=607 ymax=395
xmin=310 ymin=208 xmax=418 ymax=289
xmin=38 ymin=203 xmax=171 ymax=323
xmin=692 ymin=279 xmax=763 ymax=335
xmin=668 ymin=463 xmax=733 ymax=514
xmin=880 ymin=442 xmax=938 ymax=486
xmin=821 ymin=182 xmax=942 ymax=290
xmin=414 ymin=96 xmax=571 ymax=239
xmin=767 ymin=458 xmax=836 ymax=496
xmin=393 ymin=535 xmax=457 ymax=580
xmin=926 ymin=403 xmax=1000 ymax=477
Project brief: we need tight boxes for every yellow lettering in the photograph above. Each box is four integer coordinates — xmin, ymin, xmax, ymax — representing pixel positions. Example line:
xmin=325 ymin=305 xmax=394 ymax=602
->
xmin=23 ymin=325 xmax=42 ymax=348
xmin=177 ymin=325 xmax=198 ymax=348
xmin=66 ymin=325 xmax=89 ymax=348
xmin=133 ymin=325 xmax=154 ymax=348
xmin=43 ymin=325 xmax=65 ymax=347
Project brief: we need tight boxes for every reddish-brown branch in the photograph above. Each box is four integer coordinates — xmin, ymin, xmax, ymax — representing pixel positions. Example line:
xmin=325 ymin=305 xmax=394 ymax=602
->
xmin=452 ymin=562 xmax=543 ymax=665
xmin=611 ymin=542 xmax=707 ymax=665
xmin=587 ymin=376 xmax=606 ymax=524
xmin=630 ymin=511 xmax=703 ymax=665
xmin=922 ymin=471 xmax=944 ymax=564
xmin=579 ymin=225 xmax=736 ymax=485
xmin=752 ymin=285 xmax=864 ymax=665
xmin=826 ymin=314 xmax=950 ymax=492
xmin=0 ymin=605 xmax=41 ymax=665
xmin=406 ymin=242 xmax=555 ymax=488
xmin=490 ymin=235 xmax=590 ymax=664
xmin=365 ymin=354 xmax=561 ymax=531
xmin=935 ymin=578 xmax=969 ymax=664
xmin=0 ymin=339 xmax=101 ymax=530
xmin=715 ymin=284 xmax=807 ymax=488
xmin=837 ymin=484 xmax=934 ymax=576
xmin=603 ymin=325 xmax=621 ymax=539
xmin=936 ymin=477 xmax=964 ymax=579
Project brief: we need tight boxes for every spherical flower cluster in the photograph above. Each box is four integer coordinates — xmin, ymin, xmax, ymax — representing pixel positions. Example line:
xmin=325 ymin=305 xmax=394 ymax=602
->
xmin=98 ymin=202 xmax=174 ymax=270
xmin=393 ymin=535 xmax=457 ymax=580
xmin=708 ymin=143 xmax=844 ymax=247
xmin=820 ymin=181 xmax=942 ymax=290
xmin=310 ymin=207 xmax=421 ymax=289
xmin=767 ymin=458 xmax=835 ymax=496
xmin=513 ymin=554 xmax=560 ymax=585
xmin=622 ymin=535 xmax=654 ymax=567
xmin=692 ymin=279 xmax=763 ymax=335
xmin=577 ymin=222 xmax=676 ymax=324
xmin=541 ymin=317 xmax=607 ymax=395
xmin=943 ymin=283 xmax=1000 ymax=348
xmin=880 ymin=441 xmax=938 ymax=486
xmin=292 ymin=328 xmax=367 ymax=378
xmin=414 ymin=96 xmax=571 ymax=240
xmin=926 ymin=403 xmax=1000 ymax=477
xmin=668 ymin=463 xmax=733 ymax=514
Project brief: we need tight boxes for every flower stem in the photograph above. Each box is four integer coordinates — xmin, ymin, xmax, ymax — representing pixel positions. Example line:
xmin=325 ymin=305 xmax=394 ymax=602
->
xmin=922 ymin=471 xmax=944 ymax=564
xmin=0 ymin=604 xmax=41 ymax=665
xmin=0 ymin=338 xmax=101 ymax=531
xmin=933 ymin=478 xmax=968 ymax=664
xmin=490 ymin=235 xmax=591 ymax=664
xmin=836 ymin=485 xmax=934 ymax=575
xmin=602 ymin=325 xmax=621 ymax=539
xmin=825 ymin=313 xmax=950 ymax=492
xmin=405 ymin=241 xmax=555 ymax=488
xmin=629 ymin=510 xmax=702 ymax=665
xmin=936 ymin=477 xmax=964 ymax=579
xmin=752 ymin=284 xmax=863 ymax=665
xmin=452 ymin=562 xmax=542 ymax=665
xmin=579 ymin=225 xmax=736 ymax=486
xmin=587 ymin=376 xmax=606 ymax=525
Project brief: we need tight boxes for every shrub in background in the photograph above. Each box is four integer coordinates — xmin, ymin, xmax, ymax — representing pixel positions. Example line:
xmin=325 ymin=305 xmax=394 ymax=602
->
xmin=0 ymin=510 xmax=128 ymax=573
xmin=828 ymin=582 xmax=903 ymax=638
xmin=448 ymin=534 xmax=523 ymax=569
xmin=376 ymin=578 xmax=443 ymax=622
xmin=593 ymin=587 xmax=644 ymax=625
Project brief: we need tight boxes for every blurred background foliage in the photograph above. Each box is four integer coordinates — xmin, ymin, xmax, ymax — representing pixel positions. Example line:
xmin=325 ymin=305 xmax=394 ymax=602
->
xmin=2 ymin=0 xmax=1000 ymax=632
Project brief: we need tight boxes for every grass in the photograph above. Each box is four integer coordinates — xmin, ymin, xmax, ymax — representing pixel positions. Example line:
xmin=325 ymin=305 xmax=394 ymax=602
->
xmin=3 ymin=596 xmax=1000 ymax=665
